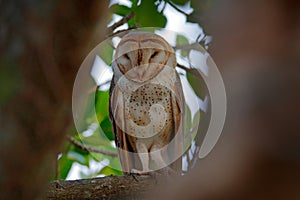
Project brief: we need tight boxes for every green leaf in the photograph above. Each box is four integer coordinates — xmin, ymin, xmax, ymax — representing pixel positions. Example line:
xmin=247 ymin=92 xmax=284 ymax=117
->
xmin=80 ymin=129 xmax=113 ymax=147
xmin=108 ymin=157 xmax=122 ymax=172
xmin=67 ymin=150 xmax=89 ymax=166
xmin=190 ymin=109 xmax=201 ymax=140
xmin=176 ymin=34 xmax=189 ymax=57
xmin=98 ymin=166 xmax=122 ymax=176
xmin=110 ymin=4 xmax=131 ymax=16
xmin=194 ymin=110 xmax=208 ymax=147
xmin=192 ymin=109 xmax=201 ymax=129
xmin=186 ymin=69 xmax=207 ymax=99
xmin=176 ymin=34 xmax=189 ymax=46
xmin=171 ymin=0 xmax=189 ymax=5
xmin=95 ymin=90 xmax=109 ymax=123
xmin=98 ymin=42 xmax=114 ymax=66
xmin=100 ymin=117 xmax=114 ymax=141
xmin=128 ymin=18 xmax=137 ymax=27
xmin=135 ymin=0 xmax=167 ymax=27
xmin=79 ymin=171 xmax=89 ymax=179
xmin=58 ymin=154 xmax=74 ymax=179
xmin=184 ymin=106 xmax=192 ymax=149
xmin=130 ymin=0 xmax=139 ymax=9
xmin=184 ymin=105 xmax=191 ymax=134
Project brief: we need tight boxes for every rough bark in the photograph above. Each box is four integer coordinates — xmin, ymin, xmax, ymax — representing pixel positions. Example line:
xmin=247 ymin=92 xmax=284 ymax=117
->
xmin=46 ymin=175 xmax=157 ymax=200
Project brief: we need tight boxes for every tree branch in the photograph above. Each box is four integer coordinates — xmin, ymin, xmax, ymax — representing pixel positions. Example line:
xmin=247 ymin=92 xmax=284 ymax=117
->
xmin=175 ymin=43 xmax=203 ymax=51
xmin=176 ymin=63 xmax=202 ymax=79
xmin=106 ymin=26 xmax=138 ymax=38
xmin=67 ymin=135 xmax=118 ymax=157
xmin=106 ymin=12 xmax=134 ymax=34
xmin=165 ymin=0 xmax=189 ymax=16
xmin=46 ymin=175 xmax=157 ymax=199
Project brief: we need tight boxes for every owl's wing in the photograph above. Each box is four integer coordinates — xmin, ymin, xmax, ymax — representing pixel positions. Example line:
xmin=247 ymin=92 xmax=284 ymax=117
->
xmin=109 ymin=77 xmax=138 ymax=174
xmin=168 ymin=72 xmax=185 ymax=173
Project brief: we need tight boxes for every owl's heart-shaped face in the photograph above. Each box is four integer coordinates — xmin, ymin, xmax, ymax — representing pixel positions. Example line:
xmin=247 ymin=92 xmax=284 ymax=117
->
xmin=114 ymin=32 xmax=176 ymax=83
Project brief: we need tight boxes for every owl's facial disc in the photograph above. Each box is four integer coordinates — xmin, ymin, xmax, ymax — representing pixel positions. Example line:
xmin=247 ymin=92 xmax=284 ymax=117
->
xmin=118 ymin=48 xmax=170 ymax=83
xmin=115 ymin=32 xmax=176 ymax=83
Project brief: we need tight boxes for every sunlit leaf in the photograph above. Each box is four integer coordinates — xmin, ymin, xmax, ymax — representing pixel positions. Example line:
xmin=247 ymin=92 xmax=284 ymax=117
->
xmin=128 ymin=18 xmax=137 ymax=27
xmin=98 ymin=42 xmax=114 ymax=66
xmin=58 ymin=154 xmax=74 ymax=179
xmin=79 ymin=171 xmax=89 ymax=179
xmin=135 ymin=0 xmax=167 ymax=27
xmin=176 ymin=34 xmax=189 ymax=46
xmin=98 ymin=166 xmax=122 ymax=176
xmin=100 ymin=117 xmax=114 ymax=141
xmin=192 ymin=109 xmax=201 ymax=128
xmin=95 ymin=90 xmax=109 ymax=123
xmin=67 ymin=150 xmax=89 ymax=166
xmin=108 ymin=157 xmax=122 ymax=172
xmin=184 ymin=106 xmax=192 ymax=149
xmin=80 ymin=130 xmax=113 ymax=147
xmin=90 ymin=151 xmax=107 ymax=162
xmin=110 ymin=4 xmax=131 ymax=16
xmin=176 ymin=34 xmax=189 ymax=57
xmin=130 ymin=0 xmax=139 ymax=9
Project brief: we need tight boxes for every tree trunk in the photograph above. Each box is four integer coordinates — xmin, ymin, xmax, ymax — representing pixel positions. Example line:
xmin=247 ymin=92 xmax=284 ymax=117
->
xmin=0 ymin=1 xmax=109 ymax=199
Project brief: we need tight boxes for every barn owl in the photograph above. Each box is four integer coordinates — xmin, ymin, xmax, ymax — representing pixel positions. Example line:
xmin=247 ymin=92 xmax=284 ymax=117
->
xmin=109 ymin=32 xmax=185 ymax=175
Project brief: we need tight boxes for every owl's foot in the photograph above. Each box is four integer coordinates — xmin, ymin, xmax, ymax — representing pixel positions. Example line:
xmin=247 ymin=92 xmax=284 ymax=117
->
xmin=130 ymin=168 xmax=150 ymax=175
xmin=129 ymin=168 xmax=151 ymax=182
xmin=129 ymin=167 xmax=179 ymax=182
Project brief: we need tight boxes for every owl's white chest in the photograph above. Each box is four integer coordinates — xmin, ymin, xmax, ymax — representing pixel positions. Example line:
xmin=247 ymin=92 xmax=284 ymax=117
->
xmin=116 ymin=67 xmax=176 ymax=142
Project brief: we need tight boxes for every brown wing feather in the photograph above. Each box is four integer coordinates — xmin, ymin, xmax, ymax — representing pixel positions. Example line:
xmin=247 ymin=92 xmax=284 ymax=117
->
xmin=109 ymin=77 xmax=142 ymax=174
xmin=168 ymin=72 xmax=185 ymax=173
xmin=109 ymin=77 xmax=134 ymax=174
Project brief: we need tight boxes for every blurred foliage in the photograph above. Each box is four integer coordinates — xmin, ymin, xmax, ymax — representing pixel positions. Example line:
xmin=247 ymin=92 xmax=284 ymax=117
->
xmin=98 ymin=42 xmax=114 ymax=66
xmin=176 ymin=34 xmax=190 ymax=57
xmin=135 ymin=0 xmax=167 ymax=27
xmin=186 ymin=70 xmax=207 ymax=99
xmin=0 ymin=57 xmax=23 ymax=107
xmin=99 ymin=166 xmax=123 ymax=176
xmin=171 ymin=0 xmax=189 ymax=5
xmin=59 ymin=0 xmax=210 ymax=180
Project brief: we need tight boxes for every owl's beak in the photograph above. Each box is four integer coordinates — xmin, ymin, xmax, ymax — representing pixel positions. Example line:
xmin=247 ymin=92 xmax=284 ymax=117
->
xmin=125 ymin=66 xmax=148 ymax=82
xmin=136 ymin=67 xmax=145 ymax=80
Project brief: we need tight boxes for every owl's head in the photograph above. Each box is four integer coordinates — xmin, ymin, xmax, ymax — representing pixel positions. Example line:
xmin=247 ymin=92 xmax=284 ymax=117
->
xmin=113 ymin=32 xmax=176 ymax=83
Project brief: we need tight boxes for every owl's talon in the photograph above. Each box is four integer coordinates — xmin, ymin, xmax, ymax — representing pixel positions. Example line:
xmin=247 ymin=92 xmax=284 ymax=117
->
xmin=128 ymin=171 xmax=139 ymax=182
xmin=130 ymin=168 xmax=150 ymax=175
